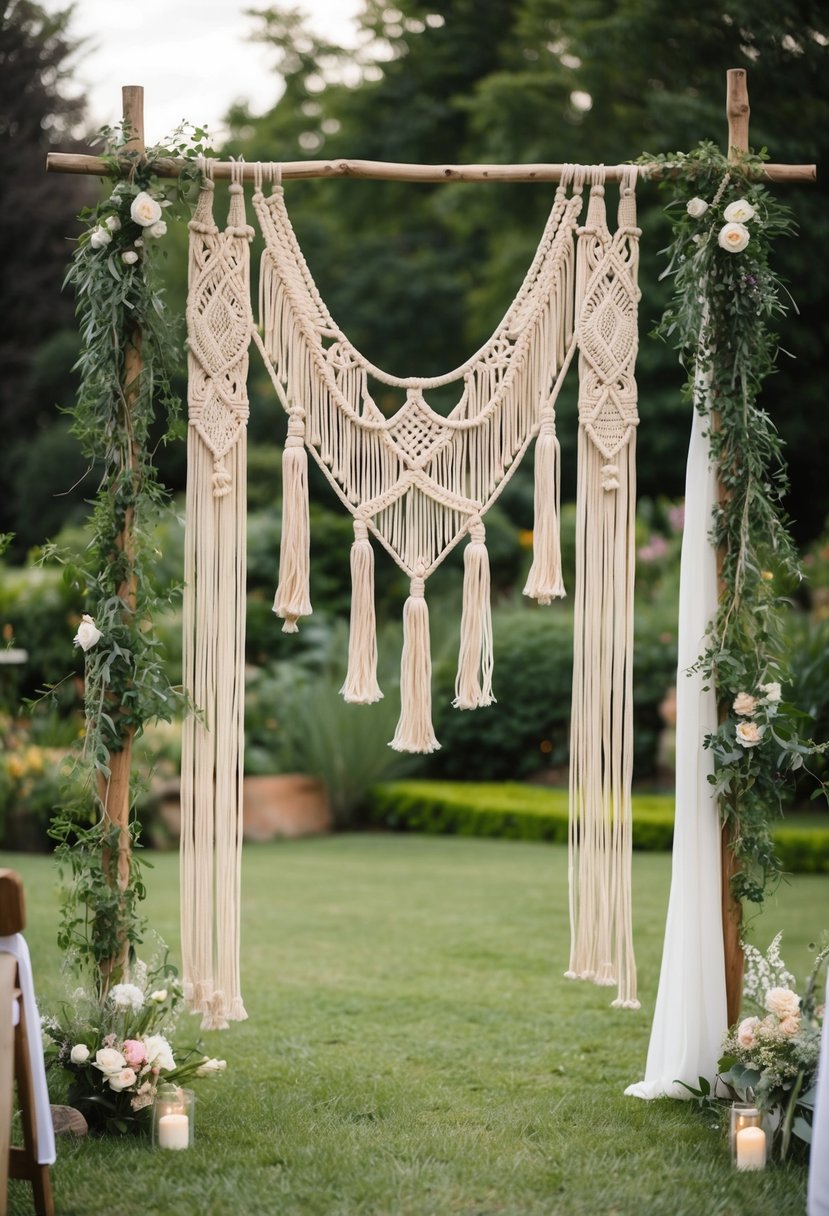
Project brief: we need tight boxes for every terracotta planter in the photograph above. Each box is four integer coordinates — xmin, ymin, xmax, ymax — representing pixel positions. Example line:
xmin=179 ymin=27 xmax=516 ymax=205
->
xmin=155 ymin=774 xmax=332 ymax=843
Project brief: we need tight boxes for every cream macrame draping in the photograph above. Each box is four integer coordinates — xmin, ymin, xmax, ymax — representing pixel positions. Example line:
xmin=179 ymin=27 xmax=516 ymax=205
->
xmin=181 ymin=162 xmax=643 ymax=1021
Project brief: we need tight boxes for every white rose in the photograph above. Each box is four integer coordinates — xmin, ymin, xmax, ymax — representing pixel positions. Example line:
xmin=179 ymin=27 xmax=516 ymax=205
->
xmin=147 ymin=220 xmax=167 ymax=238
xmin=686 ymin=197 xmax=709 ymax=218
xmin=89 ymin=226 xmax=112 ymax=249
xmin=108 ymin=1067 xmax=137 ymax=1092
xmin=94 ymin=1047 xmax=127 ymax=1076
xmin=108 ymin=982 xmax=145 ymax=1012
xmin=759 ymin=681 xmax=782 ymax=703
xmin=736 ymin=720 xmax=765 ymax=748
xmin=134 ymin=238 xmax=144 ymax=248
xmin=70 ymin=1043 xmax=90 ymax=1064
xmin=723 ymin=198 xmax=756 ymax=223
xmin=121 ymin=251 xmax=139 ymax=265
xmin=732 ymin=691 xmax=757 ymax=716
xmin=196 ymin=1056 xmax=227 ymax=1077
xmin=736 ymin=1016 xmax=760 ymax=1048
xmin=718 ymin=222 xmax=750 ymax=253
xmin=150 ymin=989 xmax=168 ymax=1003
xmin=73 ymin=614 xmax=102 ymax=652
xmin=130 ymin=191 xmax=163 ymax=227
xmin=765 ymin=986 xmax=800 ymax=1018
xmin=105 ymin=215 xmax=122 ymax=232
xmin=143 ymin=1034 xmax=175 ymax=1072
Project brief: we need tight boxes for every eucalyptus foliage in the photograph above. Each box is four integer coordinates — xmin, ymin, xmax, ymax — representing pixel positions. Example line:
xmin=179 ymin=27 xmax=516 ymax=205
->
xmin=48 ymin=125 xmax=205 ymax=987
xmin=649 ymin=143 xmax=826 ymax=906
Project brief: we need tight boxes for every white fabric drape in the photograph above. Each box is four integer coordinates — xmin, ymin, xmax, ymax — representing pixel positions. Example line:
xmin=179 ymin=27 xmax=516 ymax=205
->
xmin=0 ymin=934 xmax=56 ymax=1164
xmin=625 ymin=401 xmax=727 ymax=1099
xmin=808 ymin=974 xmax=829 ymax=1215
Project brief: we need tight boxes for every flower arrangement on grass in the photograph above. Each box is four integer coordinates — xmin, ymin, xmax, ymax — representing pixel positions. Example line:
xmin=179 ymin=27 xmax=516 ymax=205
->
xmin=719 ymin=933 xmax=827 ymax=1160
xmin=42 ymin=948 xmax=225 ymax=1135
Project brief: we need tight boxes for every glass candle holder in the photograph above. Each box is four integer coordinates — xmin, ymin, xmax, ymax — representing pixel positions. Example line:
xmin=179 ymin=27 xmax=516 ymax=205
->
xmin=730 ymin=1103 xmax=766 ymax=1171
xmin=152 ymin=1084 xmax=195 ymax=1151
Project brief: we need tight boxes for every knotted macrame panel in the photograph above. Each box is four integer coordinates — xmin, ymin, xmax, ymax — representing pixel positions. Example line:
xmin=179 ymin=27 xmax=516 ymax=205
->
xmin=180 ymin=170 xmax=253 ymax=1029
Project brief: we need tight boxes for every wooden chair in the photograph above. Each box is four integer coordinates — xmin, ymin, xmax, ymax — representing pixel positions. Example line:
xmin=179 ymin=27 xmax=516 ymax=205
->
xmin=0 ymin=869 xmax=54 ymax=1216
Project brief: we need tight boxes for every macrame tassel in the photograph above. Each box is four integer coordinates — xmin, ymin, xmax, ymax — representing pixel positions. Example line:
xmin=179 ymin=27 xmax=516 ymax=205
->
xmin=274 ymin=409 xmax=312 ymax=632
xmin=454 ymin=518 xmax=495 ymax=710
xmin=523 ymin=409 xmax=565 ymax=603
xmin=390 ymin=570 xmax=439 ymax=754
xmin=340 ymin=517 xmax=383 ymax=704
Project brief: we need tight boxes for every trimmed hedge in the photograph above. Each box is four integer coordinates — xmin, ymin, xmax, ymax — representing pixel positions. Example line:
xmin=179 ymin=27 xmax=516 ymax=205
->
xmin=365 ymin=781 xmax=829 ymax=874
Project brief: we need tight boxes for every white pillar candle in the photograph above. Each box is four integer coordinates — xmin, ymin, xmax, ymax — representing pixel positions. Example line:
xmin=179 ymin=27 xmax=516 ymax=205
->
xmin=158 ymin=1112 xmax=190 ymax=1150
xmin=736 ymin=1125 xmax=766 ymax=1170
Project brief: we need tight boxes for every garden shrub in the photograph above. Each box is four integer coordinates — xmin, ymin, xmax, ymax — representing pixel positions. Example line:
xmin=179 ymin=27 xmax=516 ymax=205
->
xmin=366 ymin=780 xmax=829 ymax=872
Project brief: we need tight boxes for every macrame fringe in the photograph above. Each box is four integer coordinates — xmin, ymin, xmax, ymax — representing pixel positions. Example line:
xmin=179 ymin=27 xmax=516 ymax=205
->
xmin=180 ymin=428 xmax=249 ymax=1030
xmin=567 ymin=169 xmax=640 ymax=1010
xmin=340 ymin=517 xmax=383 ymax=704
xmin=454 ymin=518 xmax=495 ymax=710
xmin=390 ymin=572 xmax=440 ymax=754
xmin=523 ymin=408 xmax=565 ymax=603
xmin=180 ymin=174 xmax=250 ymax=1030
xmin=274 ymin=409 xmax=312 ymax=633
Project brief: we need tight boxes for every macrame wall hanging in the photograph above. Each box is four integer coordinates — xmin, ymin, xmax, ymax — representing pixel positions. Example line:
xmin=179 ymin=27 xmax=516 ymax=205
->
xmin=181 ymin=160 xmax=642 ymax=1024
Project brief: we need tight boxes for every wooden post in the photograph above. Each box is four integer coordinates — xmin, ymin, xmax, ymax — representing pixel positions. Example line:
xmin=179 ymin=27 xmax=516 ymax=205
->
xmin=720 ymin=68 xmax=750 ymax=1027
xmin=99 ymin=85 xmax=145 ymax=984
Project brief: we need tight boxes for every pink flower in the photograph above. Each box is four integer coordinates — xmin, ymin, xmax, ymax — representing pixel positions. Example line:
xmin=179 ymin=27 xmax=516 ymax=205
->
xmin=732 ymin=691 xmax=758 ymax=716
xmin=765 ymin=986 xmax=800 ymax=1018
xmin=778 ymin=1015 xmax=800 ymax=1037
xmin=737 ymin=1016 xmax=760 ymax=1048
xmin=638 ymin=535 xmax=669 ymax=563
xmin=122 ymin=1039 xmax=147 ymax=1068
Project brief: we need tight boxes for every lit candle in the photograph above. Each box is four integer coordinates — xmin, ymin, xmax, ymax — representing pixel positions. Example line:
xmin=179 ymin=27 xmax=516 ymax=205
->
xmin=158 ymin=1112 xmax=189 ymax=1150
xmin=736 ymin=1125 xmax=766 ymax=1170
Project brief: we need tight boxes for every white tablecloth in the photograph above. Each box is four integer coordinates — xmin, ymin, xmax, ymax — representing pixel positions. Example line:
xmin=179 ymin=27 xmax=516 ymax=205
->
xmin=808 ymin=974 xmax=829 ymax=1215
xmin=0 ymin=934 xmax=56 ymax=1164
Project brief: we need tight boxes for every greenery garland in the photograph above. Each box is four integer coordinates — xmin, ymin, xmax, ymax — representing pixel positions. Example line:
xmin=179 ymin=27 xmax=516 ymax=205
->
xmin=648 ymin=142 xmax=826 ymax=908
xmin=46 ymin=125 xmax=205 ymax=989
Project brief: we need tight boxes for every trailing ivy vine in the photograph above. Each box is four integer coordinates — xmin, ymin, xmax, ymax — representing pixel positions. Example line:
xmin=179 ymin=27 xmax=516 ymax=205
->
xmin=647 ymin=142 xmax=826 ymax=908
xmin=46 ymin=124 xmax=206 ymax=990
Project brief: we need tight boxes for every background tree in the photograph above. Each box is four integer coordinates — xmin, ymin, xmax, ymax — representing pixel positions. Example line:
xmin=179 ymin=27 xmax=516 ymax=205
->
xmin=0 ymin=0 xmax=94 ymax=553
xmin=228 ymin=0 xmax=829 ymax=540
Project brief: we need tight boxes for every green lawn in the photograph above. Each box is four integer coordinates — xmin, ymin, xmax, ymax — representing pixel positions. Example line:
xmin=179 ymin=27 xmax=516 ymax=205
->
xmin=3 ymin=835 xmax=822 ymax=1216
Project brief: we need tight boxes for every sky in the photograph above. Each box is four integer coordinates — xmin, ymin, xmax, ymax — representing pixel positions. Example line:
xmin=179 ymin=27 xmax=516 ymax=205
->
xmin=42 ymin=0 xmax=363 ymax=143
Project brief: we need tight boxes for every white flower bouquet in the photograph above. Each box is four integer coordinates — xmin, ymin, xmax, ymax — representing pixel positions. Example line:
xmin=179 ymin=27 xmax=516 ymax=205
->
xmin=719 ymin=934 xmax=827 ymax=1159
xmin=42 ymin=950 xmax=225 ymax=1135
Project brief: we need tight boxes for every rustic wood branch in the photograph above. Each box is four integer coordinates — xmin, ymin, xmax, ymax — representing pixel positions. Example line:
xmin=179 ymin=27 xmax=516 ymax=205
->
xmin=98 ymin=84 xmax=143 ymax=985
xmin=721 ymin=67 xmax=749 ymax=1029
xmin=45 ymin=151 xmax=815 ymax=184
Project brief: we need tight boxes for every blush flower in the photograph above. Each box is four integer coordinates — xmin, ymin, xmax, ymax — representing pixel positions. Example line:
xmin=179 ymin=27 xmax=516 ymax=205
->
xmin=736 ymin=721 xmax=765 ymax=748
xmin=718 ymin=222 xmax=750 ymax=253
xmin=732 ymin=691 xmax=757 ymax=716
xmin=108 ymin=1067 xmax=137 ymax=1092
xmin=94 ymin=1046 xmax=127 ymax=1076
xmin=765 ymin=986 xmax=800 ymax=1018
xmin=686 ymin=197 xmax=709 ymax=218
xmin=723 ymin=198 xmax=756 ymax=223
xmin=122 ymin=1039 xmax=147 ymax=1068
xmin=130 ymin=191 xmax=163 ymax=227
xmin=89 ymin=226 xmax=112 ymax=249
xmin=737 ymin=1016 xmax=760 ymax=1048
xmin=73 ymin=614 xmax=102 ymax=652
xmin=778 ymin=1015 xmax=801 ymax=1037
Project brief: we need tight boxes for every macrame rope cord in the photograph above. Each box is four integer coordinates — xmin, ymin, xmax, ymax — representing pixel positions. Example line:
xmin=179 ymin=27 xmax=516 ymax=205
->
xmin=182 ymin=162 xmax=643 ymax=1018
xmin=181 ymin=159 xmax=252 ymax=1028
